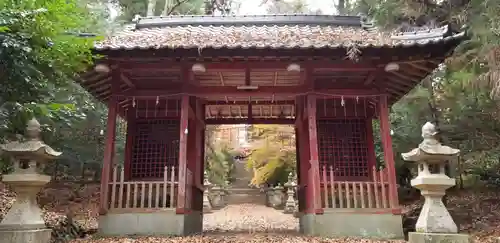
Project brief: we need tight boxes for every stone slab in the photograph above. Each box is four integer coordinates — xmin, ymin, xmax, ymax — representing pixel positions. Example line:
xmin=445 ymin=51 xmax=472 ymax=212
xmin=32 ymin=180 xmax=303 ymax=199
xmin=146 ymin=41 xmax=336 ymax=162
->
xmin=0 ymin=229 xmax=51 ymax=243
xmin=409 ymin=232 xmax=470 ymax=243
xmin=300 ymin=211 xmax=404 ymax=239
xmin=98 ymin=210 xmax=203 ymax=236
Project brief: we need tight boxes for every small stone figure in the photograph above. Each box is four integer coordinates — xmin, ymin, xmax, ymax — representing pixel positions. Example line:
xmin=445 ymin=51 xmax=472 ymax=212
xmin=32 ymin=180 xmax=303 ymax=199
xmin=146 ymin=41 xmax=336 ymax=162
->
xmin=402 ymin=122 xmax=469 ymax=243
xmin=0 ymin=118 xmax=62 ymax=243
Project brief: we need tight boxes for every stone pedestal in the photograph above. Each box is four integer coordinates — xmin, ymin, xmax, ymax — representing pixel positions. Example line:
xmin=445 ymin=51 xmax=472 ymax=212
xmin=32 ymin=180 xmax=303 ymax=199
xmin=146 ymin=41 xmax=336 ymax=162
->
xmin=0 ymin=173 xmax=52 ymax=243
xmin=409 ymin=232 xmax=470 ymax=243
xmin=0 ymin=229 xmax=52 ymax=243
xmin=412 ymin=175 xmax=457 ymax=233
xmin=0 ymin=174 xmax=51 ymax=230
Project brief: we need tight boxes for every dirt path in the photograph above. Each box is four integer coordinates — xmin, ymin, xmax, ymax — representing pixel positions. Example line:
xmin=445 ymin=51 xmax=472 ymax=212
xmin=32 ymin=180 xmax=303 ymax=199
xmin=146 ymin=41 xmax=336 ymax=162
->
xmin=203 ymin=204 xmax=298 ymax=232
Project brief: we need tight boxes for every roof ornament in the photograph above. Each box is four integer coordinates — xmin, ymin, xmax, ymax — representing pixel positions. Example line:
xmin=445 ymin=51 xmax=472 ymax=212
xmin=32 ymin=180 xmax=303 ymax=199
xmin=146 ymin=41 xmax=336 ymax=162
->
xmin=360 ymin=15 xmax=376 ymax=32
xmin=391 ymin=24 xmax=449 ymax=42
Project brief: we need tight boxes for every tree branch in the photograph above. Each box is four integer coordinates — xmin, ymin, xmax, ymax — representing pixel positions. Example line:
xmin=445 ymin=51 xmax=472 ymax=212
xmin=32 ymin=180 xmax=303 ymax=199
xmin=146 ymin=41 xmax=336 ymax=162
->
xmin=166 ymin=0 xmax=190 ymax=15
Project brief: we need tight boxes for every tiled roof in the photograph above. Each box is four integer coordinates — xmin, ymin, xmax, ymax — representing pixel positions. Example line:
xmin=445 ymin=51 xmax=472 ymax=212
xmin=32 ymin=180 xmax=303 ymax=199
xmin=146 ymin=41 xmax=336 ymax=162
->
xmin=94 ymin=15 xmax=465 ymax=51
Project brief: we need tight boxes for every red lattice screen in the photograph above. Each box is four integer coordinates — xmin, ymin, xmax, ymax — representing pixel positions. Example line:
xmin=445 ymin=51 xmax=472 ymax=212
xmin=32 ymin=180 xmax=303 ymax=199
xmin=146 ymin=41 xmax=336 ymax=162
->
xmin=317 ymin=119 xmax=370 ymax=181
xmin=130 ymin=118 xmax=180 ymax=179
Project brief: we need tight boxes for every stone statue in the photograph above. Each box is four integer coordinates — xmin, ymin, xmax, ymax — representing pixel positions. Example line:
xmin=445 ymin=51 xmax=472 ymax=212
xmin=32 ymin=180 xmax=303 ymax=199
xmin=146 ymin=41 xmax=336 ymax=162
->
xmin=0 ymin=118 xmax=61 ymax=243
xmin=402 ymin=122 xmax=469 ymax=243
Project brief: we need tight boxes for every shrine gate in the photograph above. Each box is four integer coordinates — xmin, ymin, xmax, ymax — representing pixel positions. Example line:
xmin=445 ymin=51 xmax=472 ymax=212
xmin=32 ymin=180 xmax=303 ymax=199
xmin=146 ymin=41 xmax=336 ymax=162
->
xmin=79 ymin=15 xmax=465 ymax=238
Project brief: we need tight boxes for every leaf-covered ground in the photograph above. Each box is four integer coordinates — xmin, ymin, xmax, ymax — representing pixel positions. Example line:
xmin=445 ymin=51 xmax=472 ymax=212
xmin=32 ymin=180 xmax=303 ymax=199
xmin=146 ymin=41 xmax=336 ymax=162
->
xmin=1 ymin=182 xmax=500 ymax=242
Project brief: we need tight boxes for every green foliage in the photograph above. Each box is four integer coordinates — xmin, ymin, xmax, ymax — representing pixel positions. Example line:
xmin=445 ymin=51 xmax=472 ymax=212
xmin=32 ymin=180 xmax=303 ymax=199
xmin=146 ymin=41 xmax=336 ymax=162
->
xmin=247 ymin=125 xmax=296 ymax=186
xmin=205 ymin=142 xmax=236 ymax=186
xmin=0 ymin=1 xmax=99 ymax=104
xmin=0 ymin=0 xmax=105 ymax=174
xmin=117 ymin=0 xmax=205 ymax=21
xmin=345 ymin=0 xmax=500 ymax=187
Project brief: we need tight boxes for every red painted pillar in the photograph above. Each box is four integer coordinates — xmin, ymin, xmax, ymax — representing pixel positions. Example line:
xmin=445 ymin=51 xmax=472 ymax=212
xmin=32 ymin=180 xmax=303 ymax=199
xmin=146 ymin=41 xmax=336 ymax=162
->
xmin=123 ymin=106 xmax=136 ymax=181
xmin=99 ymin=78 xmax=119 ymax=215
xmin=295 ymin=96 xmax=308 ymax=212
xmin=194 ymin=99 xmax=204 ymax=189
xmin=177 ymin=95 xmax=189 ymax=214
xmin=305 ymin=95 xmax=322 ymax=213
xmin=365 ymin=118 xmax=377 ymax=177
xmin=378 ymin=95 xmax=399 ymax=208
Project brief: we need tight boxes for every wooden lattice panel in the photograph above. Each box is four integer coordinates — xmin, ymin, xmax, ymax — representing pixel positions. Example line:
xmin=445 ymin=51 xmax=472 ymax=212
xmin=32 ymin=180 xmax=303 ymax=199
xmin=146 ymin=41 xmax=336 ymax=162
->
xmin=317 ymin=119 xmax=370 ymax=181
xmin=130 ymin=118 xmax=180 ymax=179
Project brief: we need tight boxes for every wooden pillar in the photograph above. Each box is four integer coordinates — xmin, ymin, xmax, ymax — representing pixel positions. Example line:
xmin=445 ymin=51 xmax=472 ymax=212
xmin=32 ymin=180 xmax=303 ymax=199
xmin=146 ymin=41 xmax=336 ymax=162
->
xmin=305 ymin=95 xmax=322 ymax=213
xmin=99 ymin=76 xmax=119 ymax=215
xmin=123 ymin=105 xmax=136 ymax=181
xmin=190 ymin=97 xmax=204 ymax=211
xmin=294 ymin=124 xmax=302 ymax=211
xmin=365 ymin=118 xmax=377 ymax=175
xmin=199 ymin=103 xmax=206 ymax=185
xmin=177 ymin=95 xmax=189 ymax=214
xmin=295 ymin=96 xmax=308 ymax=212
xmin=378 ymin=95 xmax=399 ymax=208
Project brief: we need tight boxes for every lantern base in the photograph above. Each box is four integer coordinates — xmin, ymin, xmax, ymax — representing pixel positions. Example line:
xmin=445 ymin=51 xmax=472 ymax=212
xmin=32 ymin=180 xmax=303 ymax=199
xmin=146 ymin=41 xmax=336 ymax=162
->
xmin=0 ymin=228 xmax=51 ymax=243
xmin=409 ymin=232 xmax=469 ymax=243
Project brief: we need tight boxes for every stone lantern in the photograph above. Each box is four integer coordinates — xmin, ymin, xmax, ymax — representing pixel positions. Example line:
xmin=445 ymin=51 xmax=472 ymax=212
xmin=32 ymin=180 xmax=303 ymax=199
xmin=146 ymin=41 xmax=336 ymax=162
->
xmin=0 ymin=118 xmax=62 ymax=243
xmin=283 ymin=172 xmax=297 ymax=214
xmin=401 ymin=122 xmax=469 ymax=243
xmin=202 ymin=171 xmax=213 ymax=213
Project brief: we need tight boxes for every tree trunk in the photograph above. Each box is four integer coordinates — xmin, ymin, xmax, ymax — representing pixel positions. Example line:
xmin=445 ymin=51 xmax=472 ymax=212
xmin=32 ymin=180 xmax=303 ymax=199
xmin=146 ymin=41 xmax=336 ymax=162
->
xmin=147 ymin=0 xmax=157 ymax=16
xmin=205 ymin=0 xmax=214 ymax=15
xmin=338 ymin=0 xmax=345 ymax=15
xmin=162 ymin=0 xmax=171 ymax=15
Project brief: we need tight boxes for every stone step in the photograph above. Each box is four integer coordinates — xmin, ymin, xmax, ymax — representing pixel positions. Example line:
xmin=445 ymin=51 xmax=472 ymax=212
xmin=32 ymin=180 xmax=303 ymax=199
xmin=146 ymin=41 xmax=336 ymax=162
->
xmin=226 ymin=188 xmax=266 ymax=205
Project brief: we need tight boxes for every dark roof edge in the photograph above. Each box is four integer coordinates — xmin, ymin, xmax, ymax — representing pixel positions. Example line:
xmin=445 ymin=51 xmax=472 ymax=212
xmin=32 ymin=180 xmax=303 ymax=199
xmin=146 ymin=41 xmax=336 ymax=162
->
xmin=135 ymin=14 xmax=367 ymax=29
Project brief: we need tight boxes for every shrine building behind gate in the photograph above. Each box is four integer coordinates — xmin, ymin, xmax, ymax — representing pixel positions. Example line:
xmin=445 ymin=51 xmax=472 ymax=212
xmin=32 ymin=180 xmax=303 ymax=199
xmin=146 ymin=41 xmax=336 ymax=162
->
xmin=78 ymin=15 xmax=465 ymax=238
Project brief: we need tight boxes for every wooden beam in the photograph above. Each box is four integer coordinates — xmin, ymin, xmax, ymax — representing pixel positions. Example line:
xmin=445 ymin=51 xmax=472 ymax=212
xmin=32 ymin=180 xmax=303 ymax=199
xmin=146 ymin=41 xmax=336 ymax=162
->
xmin=363 ymin=71 xmax=377 ymax=86
xmin=207 ymin=100 xmax=295 ymax=105
xmin=401 ymin=65 xmax=428 ymax=78
xmin=188 ymin=103 xmax=205 ymax=126
xmin=389 ymin=71 xmax=421 ymax=85
xmin=121 ymin=86 xmax=383 ymax=98
xmin=385 ymin=75 xmax=417 ymax=89
xmin=117 ymin=61 xmax=380 ymax=71
xmin=205 ymin=118 xmax=294 ymax=125
xmin=120 ymin=73 xmax=136 ymax=88
xmin=407 ymin=62 xmax=437 ymax=73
